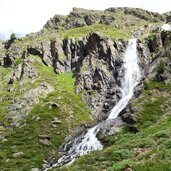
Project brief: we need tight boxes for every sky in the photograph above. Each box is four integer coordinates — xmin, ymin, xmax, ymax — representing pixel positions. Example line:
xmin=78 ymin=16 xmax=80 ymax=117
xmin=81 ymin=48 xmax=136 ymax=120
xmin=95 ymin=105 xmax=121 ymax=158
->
xmin=0 ymin=0 xmax=171 ymax=40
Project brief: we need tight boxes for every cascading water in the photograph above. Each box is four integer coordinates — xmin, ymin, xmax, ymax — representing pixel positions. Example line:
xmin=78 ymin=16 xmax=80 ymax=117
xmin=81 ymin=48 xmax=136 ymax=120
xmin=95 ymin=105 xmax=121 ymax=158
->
xmin=161 ymin=24 xmax=171 ymax=31
xmin=44 ymin=39 xmax=141 ymax=170
xmin=107 ymin=39 xmax=141 ymax=119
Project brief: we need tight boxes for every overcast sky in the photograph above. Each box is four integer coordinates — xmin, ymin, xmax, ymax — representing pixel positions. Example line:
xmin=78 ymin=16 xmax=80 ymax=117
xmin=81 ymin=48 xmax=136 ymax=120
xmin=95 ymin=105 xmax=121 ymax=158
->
xmin=0 ymin=0 xmax=171 ymax=39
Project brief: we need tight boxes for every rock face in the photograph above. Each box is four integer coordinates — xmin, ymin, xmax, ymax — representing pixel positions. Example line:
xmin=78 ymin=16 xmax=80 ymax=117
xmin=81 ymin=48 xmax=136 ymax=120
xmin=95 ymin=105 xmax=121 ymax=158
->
xmin=0 ymin=9 xmax=168 ymax=133
xmin=43 ymin=7 xmax=165 ymax=32
xmin=1 ymin=7 xmax=171 ymax=171
xmin=74 ymin=33 xmax=127 ymax=119
xmin=8 ymin=83 xmax=54 ymax=127
xmin=0 ymin=31 xmax=150 ymax=124
xmin=99 ymin=117 xmax=125 ymax=135
xmin=121 ymin=30 xmax=171 ymax=126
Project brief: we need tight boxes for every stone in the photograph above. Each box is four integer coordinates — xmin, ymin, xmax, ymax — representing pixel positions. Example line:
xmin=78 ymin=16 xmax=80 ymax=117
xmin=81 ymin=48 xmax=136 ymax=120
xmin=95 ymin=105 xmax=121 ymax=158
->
xmin=38 ymin=135 xmax=51 ymax=140
xmin=0 ymin=122 xmax=5 ymax=126
xmin=48 ymin=102 xmax=59 ymax=109
xmin=13 ymin=152 xmax=24 ymax=158
xmin=8 ymin=83 xmax=54 ymax=127
xmin=2 ymin=139 xmax=8 ymax=142
xmin=43 ymin=14 xmax=66 ymax=29
xmin=52 ymin=117 xmax=61 ymax=124
xmin=100 ymin=15 xmax=115 ymax=25
xmin=39 ymin=139 xmax=51 ymax=147
xmin=99 ymin=117 xmax=125 ymax=136
xmin=166 ymin=15 xmax=171 ymax=23
xmin=84 ymin=14 xmax=99 ymax=25
xmin=31 ymin=168 xmax=39 ymax=171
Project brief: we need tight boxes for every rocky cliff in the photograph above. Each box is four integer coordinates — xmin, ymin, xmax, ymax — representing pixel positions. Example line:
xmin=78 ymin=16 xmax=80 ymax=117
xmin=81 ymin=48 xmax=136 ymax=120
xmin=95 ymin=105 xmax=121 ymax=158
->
xmin=0 ymin=7 xmax=171 ymax=171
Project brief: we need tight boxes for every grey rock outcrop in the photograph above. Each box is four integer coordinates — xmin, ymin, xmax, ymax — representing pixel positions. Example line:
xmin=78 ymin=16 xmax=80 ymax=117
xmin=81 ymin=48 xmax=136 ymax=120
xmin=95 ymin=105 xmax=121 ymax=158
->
xmin=8 ymin=83 xmax=54 ymax=127
xmin=13 ymin=152 xmax=24 ymax=158
xmin=43 ymin=7 xmax=165 ymax=32
xmin=3 ymin=32 xmax=149 ymax=122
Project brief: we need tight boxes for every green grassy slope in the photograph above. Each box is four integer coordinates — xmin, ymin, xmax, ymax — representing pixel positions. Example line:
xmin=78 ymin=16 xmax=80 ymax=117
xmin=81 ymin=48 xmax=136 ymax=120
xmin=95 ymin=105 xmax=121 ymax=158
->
xmin=0 ymin=56 xmax=93 ymax=170
xmin=57 ymin=80 xmax=171 ymax=171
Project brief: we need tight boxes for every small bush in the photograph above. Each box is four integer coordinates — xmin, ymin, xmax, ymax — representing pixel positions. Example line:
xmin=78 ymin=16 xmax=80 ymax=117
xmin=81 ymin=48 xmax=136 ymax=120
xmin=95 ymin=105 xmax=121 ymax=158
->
xmin=15 ymin=58 xmax=23 ymax=66
xmin=10 ymin=33 xmax=16 ymax=41
xmin=157 ymin=59 xmax=165 ymax=74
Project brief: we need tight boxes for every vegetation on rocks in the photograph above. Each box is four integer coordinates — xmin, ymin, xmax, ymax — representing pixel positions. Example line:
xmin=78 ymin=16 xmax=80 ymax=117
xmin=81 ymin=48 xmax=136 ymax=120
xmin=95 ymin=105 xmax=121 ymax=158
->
xmin=0 ymin=6 xmax=171 ymax=171
xmin=59 ymin=24 xmax=131 ymax=39
xmin=0 ymin=56 xmax=93 ymax=170
xmin=57 ymin=79 xmax=171 ymax=171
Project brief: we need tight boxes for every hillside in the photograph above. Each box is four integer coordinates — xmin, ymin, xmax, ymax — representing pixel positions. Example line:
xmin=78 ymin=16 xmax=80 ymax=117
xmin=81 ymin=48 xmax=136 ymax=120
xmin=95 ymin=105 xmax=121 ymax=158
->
xmin=0 ymin=7 xmax=171 ymax=171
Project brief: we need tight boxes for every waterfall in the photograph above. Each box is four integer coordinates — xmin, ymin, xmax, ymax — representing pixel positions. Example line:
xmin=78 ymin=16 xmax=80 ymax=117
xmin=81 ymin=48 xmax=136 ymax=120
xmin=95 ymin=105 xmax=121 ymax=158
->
xmin=44 ymin=39 xmax=141 ymax=170
xmin=107 ymin=39 xmax=141 ymax=119
xmin=161 ymin=24 xmax=171 ymax=31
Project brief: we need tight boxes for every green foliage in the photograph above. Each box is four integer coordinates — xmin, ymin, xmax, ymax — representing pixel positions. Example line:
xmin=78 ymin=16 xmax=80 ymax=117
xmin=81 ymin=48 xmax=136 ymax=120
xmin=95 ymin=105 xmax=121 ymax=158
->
xmin=143 ymin=80 xmax=171 ymax=91
xmin=55 ymin=78 xmax=171 ymax=171
xmin=137 ymin=96 xmax=166 ymax=128
xmin=57 ymin=114 xmax=171 ymax=171
xmin=59 ymin=24 xmax=131 ymax=40
xmin=137 ymin=80 xmax=171 ymax=129
xmin=14 ymin=58 xmax=23 ymax=66
xmin=144 ymin=32 xmax=157 ymax=40
xmin=157 ymin=59 xmax=165 ymax=74
xmin=10 ymin=33 xmax=16 ymax=41
xmin=133 ymin=162 xmax=171 ymax=171
xmin=0 ymin=58 xmax=93 ymax=170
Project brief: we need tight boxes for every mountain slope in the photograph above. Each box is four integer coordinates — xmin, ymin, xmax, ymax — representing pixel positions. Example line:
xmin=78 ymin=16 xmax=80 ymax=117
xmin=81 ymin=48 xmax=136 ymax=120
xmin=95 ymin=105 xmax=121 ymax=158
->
xmin=0 ymin=7 xmax=171 ymax=171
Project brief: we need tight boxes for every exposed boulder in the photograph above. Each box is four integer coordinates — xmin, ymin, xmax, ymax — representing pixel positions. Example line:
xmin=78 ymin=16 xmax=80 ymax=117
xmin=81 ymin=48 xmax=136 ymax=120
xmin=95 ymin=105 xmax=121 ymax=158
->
xmin=13 ymin=152 xmax=24 ymax=158
xmin=100 ymin=15 xmax=115 ymax=25
xmin=8 ymin=83 xmax=54 ymax=127
xmin=98 ymin=117 xmax=125 ymax=135
xmin=39 ymin=139 xmax=52 ymax=147
xmin=166 ymin=15 xmax=171 ymax=23
xmin=44 ymin=14 xmax=66 ymax=30
xmin=84 ymin=14 xmax=99 ymax=25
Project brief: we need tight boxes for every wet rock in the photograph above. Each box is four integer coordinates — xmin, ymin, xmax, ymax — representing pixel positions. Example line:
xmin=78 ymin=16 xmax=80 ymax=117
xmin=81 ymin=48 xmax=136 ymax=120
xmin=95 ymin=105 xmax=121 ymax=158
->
xmin=146 ymin=34 xmax=162 ymax=53
xmin=121 ymin=109 xmax=137 ymax=125
xmin=74 ymin=33 xmax=127 ymax=118
xmin=99 ymin=117 xmax=125 ymax=135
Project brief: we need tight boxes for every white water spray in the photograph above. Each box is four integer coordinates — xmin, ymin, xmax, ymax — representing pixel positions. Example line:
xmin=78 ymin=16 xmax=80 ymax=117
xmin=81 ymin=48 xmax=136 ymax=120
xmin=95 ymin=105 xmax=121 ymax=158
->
xmin=49 ymin=124 xmax=103 ymax=169
xmin=44 ymin=39 xmax=141 ymax=170
xmin=108 ymin=39 xmax=141 ymax=119
xmin=161 ymin=24 xmax=171 ymax=31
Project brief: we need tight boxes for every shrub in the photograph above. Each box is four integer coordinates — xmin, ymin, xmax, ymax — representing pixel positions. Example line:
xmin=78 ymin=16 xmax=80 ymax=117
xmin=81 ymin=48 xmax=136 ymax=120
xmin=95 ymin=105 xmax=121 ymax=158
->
xmin=10 ymin=33 xmax=16 ymax=41
xmin=157 ymin=59 xmax=165 ymax=74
